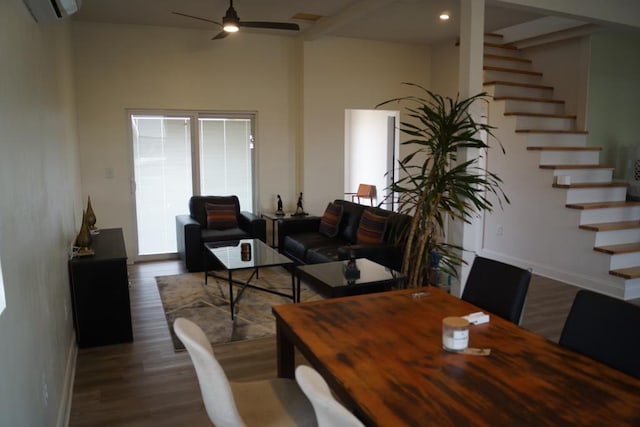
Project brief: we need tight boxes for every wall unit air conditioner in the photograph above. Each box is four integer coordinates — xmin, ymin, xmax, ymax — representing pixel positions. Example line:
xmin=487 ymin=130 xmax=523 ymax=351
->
xmin=22 ymin=0 xmax=80 ymax=22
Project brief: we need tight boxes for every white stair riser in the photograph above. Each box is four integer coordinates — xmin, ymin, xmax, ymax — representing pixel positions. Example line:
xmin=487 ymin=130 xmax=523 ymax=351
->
xmin=515 ymin=116 xmax=576 ymax=131
xmin=579 ymin=206 xmax=640 ymax=224
xmin=610 ymin=252 xmax=640 ymax=270
xmin=623 ymin=278 xmax=640 ymax=300
xmin=566 ymin=187 xmax=628 ymax=204
xmin=503 ymin=100 xmax=565 ymax=115
xmin=484 ymin=46 xmax=521 ymax=56
xmin=484 ymin=57 xmax=533 ymax=71
xmin=524 ymin=133 xmax=587 ymax=147
xmin=553 ymin=169 xmax=613 ymax=184
xmin=595 ymin=229 xmax=640 ymax=246
xmin=539 ymin=150 xmax=600 ymax=165
xmin=489 ymin=84 xmax=553 ymax=98
xmin=484 ymin=70 xmax=543 ymax=85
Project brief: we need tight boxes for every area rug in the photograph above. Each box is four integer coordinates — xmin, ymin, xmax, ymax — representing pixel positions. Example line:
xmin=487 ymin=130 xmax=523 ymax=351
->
xmin=156 ymin=267 xmax=323 ymax=350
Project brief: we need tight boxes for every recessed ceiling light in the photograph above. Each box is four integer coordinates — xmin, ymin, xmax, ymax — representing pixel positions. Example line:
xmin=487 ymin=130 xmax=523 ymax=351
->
xmin=440 ymin=12 xmax=450 ymax=21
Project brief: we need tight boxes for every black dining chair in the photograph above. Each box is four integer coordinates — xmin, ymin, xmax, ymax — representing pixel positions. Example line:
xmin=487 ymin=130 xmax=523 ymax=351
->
xmin=461 ymin=256 xmax=532 ymax=325
xmin=559 ymin=290 xmax=640 ymax=379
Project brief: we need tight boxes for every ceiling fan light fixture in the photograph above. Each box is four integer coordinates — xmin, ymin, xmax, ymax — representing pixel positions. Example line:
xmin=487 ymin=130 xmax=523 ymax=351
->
xmin=223 ymin=21 xmax=239 ymax=32
xmin=223 ymin=5 xmax=240 ymax=32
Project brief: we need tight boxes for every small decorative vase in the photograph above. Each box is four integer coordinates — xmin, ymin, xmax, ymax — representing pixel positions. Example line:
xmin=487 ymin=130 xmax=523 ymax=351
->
xmin=75 ymin=210 xmax=94 ymax=256
xmin=86 ymin=196 xmax=97 ymax=231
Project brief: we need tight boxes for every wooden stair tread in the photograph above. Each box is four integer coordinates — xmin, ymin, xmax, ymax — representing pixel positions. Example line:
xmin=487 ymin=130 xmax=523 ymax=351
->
xmin=580 ymin=220 xmax=640 ymax=232
xmin=484 ymin=80 xmax=553 ymax=90
xmin=594 ymin=242 xmax=640 ymax=255
xmin=494 ymin=96 xmax=564 ymax=104
xmin=516 ymin=129 xmax=588 ymax=134
xmin=528 ymin=146 xmax=601 ymax=151
xmin=484 ymin=42 xmax=518 ymax=50
xmin=567 ymin=201 xmax=640 ymax=210
xmin=541 ymin=164 xmax=614 ymax=170
xmin=508 ymin=112 xmax=576 ymax=119
xmin=610 ymin=266 xmax=640 ymax=280
xmin=484 ymin=66 xmax=542 ymax=76
xmin=554 ymin=182 xmax=629 ymax=189
xmin=484 ymin=53 xmax=531 ymax=63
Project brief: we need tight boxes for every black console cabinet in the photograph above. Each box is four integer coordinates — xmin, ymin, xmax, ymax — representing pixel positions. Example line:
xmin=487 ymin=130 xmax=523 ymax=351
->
xmin=69 ymin=228 xmax=133 ymax=348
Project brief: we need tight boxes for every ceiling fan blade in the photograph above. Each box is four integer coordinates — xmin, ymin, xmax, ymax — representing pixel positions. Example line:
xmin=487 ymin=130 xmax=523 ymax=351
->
xmin=240 ymin=21 xmax=300 ymax=31
xmin=172 ymin=11 xmax=222 ymax=26
xmin=212 ymin=30 xmax=229 ymax=40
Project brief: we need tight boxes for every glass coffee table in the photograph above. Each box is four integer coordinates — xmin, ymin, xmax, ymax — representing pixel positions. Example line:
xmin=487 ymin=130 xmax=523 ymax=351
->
xmin=295 ymin=258 xmax=407 ymax=299
xmin=204 ymin=239 xmax=295 ymax=320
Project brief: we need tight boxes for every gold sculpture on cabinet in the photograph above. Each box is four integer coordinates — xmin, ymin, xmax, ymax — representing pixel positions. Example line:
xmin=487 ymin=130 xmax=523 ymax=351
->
xmin=85 ymin=196 xmax=97 ymax=231
xmin=75 ymin=209 xmax=95 ymax=257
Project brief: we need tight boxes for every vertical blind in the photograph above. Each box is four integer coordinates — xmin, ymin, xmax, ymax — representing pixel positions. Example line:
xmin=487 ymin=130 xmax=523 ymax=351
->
xmin=131 ymin=116 xmax=193 ymax=255
xmin=199 ymin=118 xmax=253 ymax=212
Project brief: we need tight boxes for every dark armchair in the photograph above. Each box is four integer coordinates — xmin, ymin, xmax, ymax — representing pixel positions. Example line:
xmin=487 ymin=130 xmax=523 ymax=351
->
xmin=176 ymin=195 xmax=266 ymax=272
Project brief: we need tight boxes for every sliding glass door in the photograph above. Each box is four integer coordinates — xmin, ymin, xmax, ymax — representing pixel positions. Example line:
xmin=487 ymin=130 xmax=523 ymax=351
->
xmin=130 ymin=111 xmax=255 ymax=258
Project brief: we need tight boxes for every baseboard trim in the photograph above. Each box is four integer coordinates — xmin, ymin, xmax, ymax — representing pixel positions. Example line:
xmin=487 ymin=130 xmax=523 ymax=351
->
xmin=57 ymin=331 xmax=77 ymax=427
xmin=479 ymin=249 xmax=627 ymax=299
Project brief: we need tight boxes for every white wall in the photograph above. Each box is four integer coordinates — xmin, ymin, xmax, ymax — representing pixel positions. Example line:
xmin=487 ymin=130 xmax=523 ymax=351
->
xmin=430 ymin=39 xmax=460 ymax=99
xmin=522 ymin=36 xmax=590 ymax=129
xmin=0 ymin=0 xmax=81 ymax=425
xmin=586 ymin=30 xmax=640 ymax=177
xmin=72 ymin=23 xmax=300 ymax=259
xmin=302 ymin=36 xmax=430 ymax=215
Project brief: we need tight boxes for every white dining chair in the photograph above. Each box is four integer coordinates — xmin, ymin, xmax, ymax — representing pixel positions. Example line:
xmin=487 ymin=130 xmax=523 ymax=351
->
xmin=295 ymin=365 xmax=365 ymax=427
xmin=173 ymin=318 xmax=316 ymax=427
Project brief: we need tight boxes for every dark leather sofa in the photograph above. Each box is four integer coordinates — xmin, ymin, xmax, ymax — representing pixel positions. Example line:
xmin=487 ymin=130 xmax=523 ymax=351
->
xmin=277 ymin=199 xmax=410 ymax=271
xmin=176 ymin=195 xmax=266 ymax=272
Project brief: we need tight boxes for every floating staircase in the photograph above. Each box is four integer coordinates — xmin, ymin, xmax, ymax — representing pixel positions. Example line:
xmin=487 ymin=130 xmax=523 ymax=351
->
xmin=482 ymin=33 xmax=640 ymax=299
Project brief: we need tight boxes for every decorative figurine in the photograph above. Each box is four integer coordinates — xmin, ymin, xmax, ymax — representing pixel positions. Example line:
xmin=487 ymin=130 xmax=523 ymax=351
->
xmin=275 ymin=194 xmax=285 ymax=216
xmin=292 ymin=192 xmax=308 ymax=216
xmin=344 ymin=257 xmax=360 ymax=283
xmin=74 ymin=210 xmax=95 ymax=257
xmin=85 ymin=196 xmax=98 ymax=232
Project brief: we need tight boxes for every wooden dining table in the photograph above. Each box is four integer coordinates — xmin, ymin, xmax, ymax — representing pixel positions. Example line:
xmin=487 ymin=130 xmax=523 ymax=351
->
xmin=272 ymin=287 xmax=640 ymax=426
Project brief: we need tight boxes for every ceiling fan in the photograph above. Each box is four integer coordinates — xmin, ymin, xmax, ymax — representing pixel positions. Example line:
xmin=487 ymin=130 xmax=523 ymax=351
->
xmin=172 ymin=0 xmax=300 ymax=40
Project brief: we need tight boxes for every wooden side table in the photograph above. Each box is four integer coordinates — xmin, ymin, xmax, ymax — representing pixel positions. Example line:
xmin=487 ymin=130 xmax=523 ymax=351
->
xmin=68 ymin=228 xmax=132 ymax=348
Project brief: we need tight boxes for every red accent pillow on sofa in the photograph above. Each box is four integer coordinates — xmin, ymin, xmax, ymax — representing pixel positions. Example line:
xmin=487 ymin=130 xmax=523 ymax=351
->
xmin=356 ymin=210 xmax=388 ymax=244
xmin=318 ymin=202 xmax=343 ymax=237
xmin=205 ymin=202 xmax=238 ymax=230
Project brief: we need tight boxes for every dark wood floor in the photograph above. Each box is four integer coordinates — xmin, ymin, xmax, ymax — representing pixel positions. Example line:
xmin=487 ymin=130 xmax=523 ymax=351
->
xmin=68 ymin=260 xmax=621 ymax=426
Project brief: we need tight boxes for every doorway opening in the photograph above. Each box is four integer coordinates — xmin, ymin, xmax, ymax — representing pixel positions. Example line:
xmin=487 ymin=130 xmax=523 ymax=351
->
xmin=344 ymin=109 xmax=399 ymax=211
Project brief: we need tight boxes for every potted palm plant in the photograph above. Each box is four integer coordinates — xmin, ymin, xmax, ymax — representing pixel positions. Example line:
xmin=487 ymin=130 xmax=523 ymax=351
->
xmin=377 ymin=83 xmax=508 ymax=287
